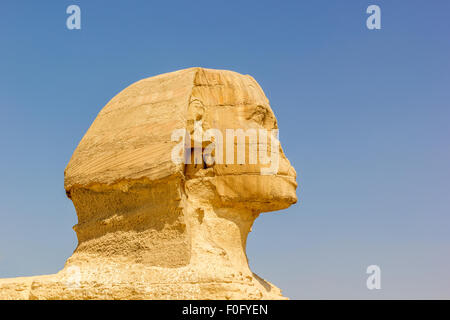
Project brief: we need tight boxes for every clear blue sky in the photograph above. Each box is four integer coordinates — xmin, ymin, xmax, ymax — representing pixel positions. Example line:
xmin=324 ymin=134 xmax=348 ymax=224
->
xmin=0 ymin=0 xmax=449 ymax=299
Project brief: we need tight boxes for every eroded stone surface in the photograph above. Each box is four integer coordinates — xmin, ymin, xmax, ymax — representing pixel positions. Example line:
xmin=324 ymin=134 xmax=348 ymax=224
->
xmin=0 ymin=68 xmax=297 ymax=299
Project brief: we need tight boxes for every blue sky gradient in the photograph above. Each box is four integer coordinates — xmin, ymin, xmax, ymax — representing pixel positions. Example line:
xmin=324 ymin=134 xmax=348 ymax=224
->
xmin=0 ymin=0 xmax=449 ymax=298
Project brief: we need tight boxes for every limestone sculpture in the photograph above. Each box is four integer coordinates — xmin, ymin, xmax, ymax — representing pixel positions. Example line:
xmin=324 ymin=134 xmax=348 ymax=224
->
xmin=0 ymin=67 xmax=297 ymax=299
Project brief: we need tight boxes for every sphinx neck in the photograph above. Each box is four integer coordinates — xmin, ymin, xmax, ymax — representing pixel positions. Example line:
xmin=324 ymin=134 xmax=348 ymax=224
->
xmin=183 ymin=199 xmax=259 ymax=275
xmin=68 ymin=183 xmax=259 ymax=276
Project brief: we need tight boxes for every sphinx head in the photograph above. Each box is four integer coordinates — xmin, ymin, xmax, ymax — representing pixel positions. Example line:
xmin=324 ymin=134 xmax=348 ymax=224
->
xmin=64 ymin=68 xmax=297 ymax=270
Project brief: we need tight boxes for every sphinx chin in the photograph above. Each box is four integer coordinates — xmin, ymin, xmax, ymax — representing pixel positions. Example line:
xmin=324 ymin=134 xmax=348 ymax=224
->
xmin=0 ymin=67 xmax=297 ymax=300
xmin=213 ymin=175 xmax=298 ymax=212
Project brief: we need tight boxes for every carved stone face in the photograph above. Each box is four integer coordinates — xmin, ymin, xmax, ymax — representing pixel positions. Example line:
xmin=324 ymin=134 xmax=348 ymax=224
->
xmin=184 ymin=68 xmax=297 ymax=213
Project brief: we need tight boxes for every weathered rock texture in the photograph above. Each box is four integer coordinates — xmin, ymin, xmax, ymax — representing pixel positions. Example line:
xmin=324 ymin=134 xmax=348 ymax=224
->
xmin=0 ymin=68 xmax=297 ymax=299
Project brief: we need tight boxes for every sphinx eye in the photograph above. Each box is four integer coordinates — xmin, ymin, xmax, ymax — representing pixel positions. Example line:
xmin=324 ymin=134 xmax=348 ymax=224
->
xmin=247 ymin=105 xmax=267 ymax=125
xmin=247 ymin=105 xmax=278 ymax=129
